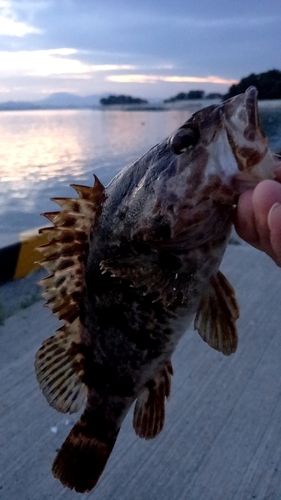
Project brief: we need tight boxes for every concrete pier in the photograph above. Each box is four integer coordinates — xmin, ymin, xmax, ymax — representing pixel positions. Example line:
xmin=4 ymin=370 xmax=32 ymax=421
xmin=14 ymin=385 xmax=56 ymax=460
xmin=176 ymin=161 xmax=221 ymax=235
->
xmin=1 ymin=243 xmax=281 ymax=500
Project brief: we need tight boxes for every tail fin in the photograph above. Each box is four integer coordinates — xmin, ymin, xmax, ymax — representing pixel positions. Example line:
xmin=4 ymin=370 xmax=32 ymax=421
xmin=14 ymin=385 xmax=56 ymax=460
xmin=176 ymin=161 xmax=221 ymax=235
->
xmin=52 ymin=416 xmax=119 ymax=493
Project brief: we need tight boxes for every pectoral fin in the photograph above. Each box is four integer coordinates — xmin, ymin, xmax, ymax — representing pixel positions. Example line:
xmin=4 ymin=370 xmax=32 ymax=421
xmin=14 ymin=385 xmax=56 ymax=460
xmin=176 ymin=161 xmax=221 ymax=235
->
xmin=133 ymin=362 xmax=173 ymax=439
xmin=101 ymin=251 xmax=192 ymax=306
xmin=194 ymin=270 xmax=239 ymax=356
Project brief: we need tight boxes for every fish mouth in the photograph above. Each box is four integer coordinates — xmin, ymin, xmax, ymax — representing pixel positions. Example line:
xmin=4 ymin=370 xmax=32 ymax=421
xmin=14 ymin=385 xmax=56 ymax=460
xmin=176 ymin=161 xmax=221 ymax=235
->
xmin=223 ymin=85 xmax=262 ymax=139
xmin=232 ymin=157 xmax=281 ymax=195
xmin=231 ymin=175 xmax=259 ymax=194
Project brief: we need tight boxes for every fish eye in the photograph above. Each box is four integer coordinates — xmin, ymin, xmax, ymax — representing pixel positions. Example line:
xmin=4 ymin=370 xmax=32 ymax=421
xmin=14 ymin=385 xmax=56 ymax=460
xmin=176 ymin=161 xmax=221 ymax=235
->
xmin=169 ymin=127 xmax=200 ymax=155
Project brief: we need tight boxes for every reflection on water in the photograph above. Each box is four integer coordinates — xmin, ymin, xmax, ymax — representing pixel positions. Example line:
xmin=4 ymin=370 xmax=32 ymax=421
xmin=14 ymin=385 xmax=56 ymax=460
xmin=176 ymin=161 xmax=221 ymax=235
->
xmin=0 ymin=102 xmax=280 ymax=243
xmin=0 ymin=108 xmax=192 ymax=242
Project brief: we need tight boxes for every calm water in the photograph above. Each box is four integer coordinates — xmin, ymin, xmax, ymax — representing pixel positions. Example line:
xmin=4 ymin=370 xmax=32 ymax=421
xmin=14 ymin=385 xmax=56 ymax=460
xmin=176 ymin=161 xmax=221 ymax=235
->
xmin=0 ymin=103 xmax=281 ymax=244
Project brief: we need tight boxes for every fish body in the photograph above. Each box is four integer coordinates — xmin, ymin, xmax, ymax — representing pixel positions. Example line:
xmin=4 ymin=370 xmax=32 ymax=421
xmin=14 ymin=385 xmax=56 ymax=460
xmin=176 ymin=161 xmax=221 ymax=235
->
xmin=35 ymin=87 xmax=280 ymax=492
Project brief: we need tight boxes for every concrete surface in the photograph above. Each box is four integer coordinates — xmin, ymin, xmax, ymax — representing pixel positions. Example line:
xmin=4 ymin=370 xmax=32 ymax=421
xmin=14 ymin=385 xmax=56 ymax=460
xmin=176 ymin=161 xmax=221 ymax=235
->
xmin=1 ymin=243 xmax=281 ymax=500
xmin=0 ymin=268 xmax=45 ymax=323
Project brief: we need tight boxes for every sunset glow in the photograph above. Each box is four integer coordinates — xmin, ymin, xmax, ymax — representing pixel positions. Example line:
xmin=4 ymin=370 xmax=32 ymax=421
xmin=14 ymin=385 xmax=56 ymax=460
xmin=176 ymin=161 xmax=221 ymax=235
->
xmin=107 ymin=74 xmax=238 ymax=85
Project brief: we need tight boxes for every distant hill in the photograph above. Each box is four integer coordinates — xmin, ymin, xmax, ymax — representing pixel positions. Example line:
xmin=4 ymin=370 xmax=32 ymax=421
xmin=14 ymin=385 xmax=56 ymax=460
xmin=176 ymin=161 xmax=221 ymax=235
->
xmin=38 ymin=92 xmax=104 ymax=108
xmin=0 ymin=92 xmax=108 ymax=111
xmin=224 ymin=70 xmax=281 ymax=100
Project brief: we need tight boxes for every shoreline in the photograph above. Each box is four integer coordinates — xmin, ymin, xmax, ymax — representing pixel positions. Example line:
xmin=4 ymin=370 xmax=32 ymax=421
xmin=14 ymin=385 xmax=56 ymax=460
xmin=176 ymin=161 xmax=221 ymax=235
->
xmin=1 ymin=98 xmax=281 ymax=113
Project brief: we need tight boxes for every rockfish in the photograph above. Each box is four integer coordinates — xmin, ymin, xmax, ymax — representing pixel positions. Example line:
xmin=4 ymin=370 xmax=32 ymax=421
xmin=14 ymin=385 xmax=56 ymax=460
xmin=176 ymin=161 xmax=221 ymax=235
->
xmin=35 ymin=87 xmax=280 ymax=493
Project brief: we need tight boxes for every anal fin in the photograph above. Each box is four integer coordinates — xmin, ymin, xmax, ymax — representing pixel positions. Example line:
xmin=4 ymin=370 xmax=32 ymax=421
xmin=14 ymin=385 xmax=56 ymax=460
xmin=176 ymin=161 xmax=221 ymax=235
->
xmin=133 ymin=362 xmax=173 ymax=440
xmin=194 ymin=270 xmax=239 ymax=355
xmin=35 ymin=317 xmax=87 ymax=413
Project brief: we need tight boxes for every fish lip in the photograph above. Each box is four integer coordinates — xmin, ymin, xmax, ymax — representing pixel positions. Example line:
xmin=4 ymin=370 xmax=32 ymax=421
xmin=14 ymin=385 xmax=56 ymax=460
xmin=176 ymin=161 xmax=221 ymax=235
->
xmin=231 ymin=177 xmax=258 ymax=194
xmin=232 ymin=156 xmax=281 ymax=194
xmin=244 ymin=86 xmax=261 ymax=141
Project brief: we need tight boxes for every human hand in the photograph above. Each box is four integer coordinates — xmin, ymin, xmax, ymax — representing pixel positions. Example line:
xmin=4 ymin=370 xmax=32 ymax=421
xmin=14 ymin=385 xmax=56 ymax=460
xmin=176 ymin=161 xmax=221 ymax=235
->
xmin=235 ymin=169 xmax=281 ymax=267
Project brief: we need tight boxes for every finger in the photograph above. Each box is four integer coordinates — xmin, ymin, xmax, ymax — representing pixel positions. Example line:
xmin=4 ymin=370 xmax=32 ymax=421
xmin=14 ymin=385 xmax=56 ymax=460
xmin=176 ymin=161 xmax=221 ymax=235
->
xmin=252 ymin=180 xmax=281 ymax=258
xmin=274 ymin=166 xmax=281 ymax=183
xmin=234 ymin=190 xmax=259 ymax=246
xmin=268 ymin=202 xmax=281 ymax=266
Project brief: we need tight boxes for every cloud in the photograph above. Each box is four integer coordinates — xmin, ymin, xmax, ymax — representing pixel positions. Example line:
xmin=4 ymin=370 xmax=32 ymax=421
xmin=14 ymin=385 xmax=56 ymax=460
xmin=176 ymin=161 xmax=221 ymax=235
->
xmin=0 ymin=48 xmax=135 ymax=78
xmin=107 ymin=74 xmax=237 ymax=85
xmin=0 ymin=0 xmax=42 ymax=37
xmin=0 ymin=15 xmax=41 ymax=36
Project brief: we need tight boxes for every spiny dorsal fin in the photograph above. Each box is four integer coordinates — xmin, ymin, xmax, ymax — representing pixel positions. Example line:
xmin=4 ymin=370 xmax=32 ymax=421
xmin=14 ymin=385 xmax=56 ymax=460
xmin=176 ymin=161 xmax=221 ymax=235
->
xmin=35 ymin=318 xmax=88 ymax=413
xmin=133 ymin=362 xmax=173 ymax=439
xmin=35 ymin=175 xmax=105 ymax=412
xmin=38 ymin=175 xmax=105 ymax=323
xmin=194 ymin=270 xmax=239 ymax=356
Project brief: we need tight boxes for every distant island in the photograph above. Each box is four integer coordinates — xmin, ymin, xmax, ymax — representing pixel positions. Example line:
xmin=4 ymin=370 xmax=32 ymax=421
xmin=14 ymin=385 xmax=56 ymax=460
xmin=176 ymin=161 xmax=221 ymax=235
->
xmin=224 ymin=69 xmax=281 ymax=100
xmin=164 ymin=90 xmax=223 ymax=103
xmin=100 ymin=94 xmax=148 ymax=106
xmin=164 ymin=90 xmax=205 ymax=102
xmin=99 ymin=91 xmax=223 ymax=109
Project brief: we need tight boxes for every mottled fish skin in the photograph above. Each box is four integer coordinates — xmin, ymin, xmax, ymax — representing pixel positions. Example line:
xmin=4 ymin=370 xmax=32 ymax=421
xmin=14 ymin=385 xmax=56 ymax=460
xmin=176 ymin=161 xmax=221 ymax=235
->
xmin=35 ymin=86 xmax=281 ymax=493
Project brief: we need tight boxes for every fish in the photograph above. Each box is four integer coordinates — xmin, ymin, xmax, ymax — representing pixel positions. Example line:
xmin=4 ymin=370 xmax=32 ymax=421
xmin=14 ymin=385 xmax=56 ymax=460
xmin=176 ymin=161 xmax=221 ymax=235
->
xmin=35 ymin=86 xmax=281 ymax=493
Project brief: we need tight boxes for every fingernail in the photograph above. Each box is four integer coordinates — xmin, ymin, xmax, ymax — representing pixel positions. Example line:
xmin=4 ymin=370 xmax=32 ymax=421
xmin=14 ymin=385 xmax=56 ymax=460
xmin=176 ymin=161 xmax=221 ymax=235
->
xmin=268 ymin=202 xmax=281 ymax=231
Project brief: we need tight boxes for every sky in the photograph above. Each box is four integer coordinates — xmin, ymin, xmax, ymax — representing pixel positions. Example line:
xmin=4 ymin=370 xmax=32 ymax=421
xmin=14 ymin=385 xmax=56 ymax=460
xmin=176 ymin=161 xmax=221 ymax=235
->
xmin=0 ymin=0 xmax=281 ymax=102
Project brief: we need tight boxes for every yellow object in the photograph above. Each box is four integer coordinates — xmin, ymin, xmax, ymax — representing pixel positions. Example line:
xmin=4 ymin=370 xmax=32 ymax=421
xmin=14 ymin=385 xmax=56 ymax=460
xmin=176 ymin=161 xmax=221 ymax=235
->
xmin=14 ymin=229 xmax=48 ymax=280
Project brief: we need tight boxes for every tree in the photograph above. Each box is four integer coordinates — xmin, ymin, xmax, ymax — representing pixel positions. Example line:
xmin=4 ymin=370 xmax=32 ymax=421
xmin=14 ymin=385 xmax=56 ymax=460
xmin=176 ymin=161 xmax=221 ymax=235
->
xmin=164 ymin=90 xmax=205 ymax=103
xmin=188 ymin=90 xmax=204 ymax=100
xmin=224 ymin=70 xmax=281 ymax=100
xmin=100 ymin=95 xmax=148 ymax=105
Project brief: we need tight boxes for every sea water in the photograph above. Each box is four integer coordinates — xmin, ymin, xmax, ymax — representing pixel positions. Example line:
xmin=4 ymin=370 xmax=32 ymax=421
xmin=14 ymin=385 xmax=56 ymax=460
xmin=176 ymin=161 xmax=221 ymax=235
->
xmin=0 ymin=103 xmax=280 ymax=245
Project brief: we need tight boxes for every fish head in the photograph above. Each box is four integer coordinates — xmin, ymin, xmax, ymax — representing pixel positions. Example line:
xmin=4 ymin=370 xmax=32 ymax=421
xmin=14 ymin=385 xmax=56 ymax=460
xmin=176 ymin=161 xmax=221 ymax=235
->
xmin=169 ymin=86 xmax=280 ymax=199
xmin=105 ymin=87 xmax=281 ymax=247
